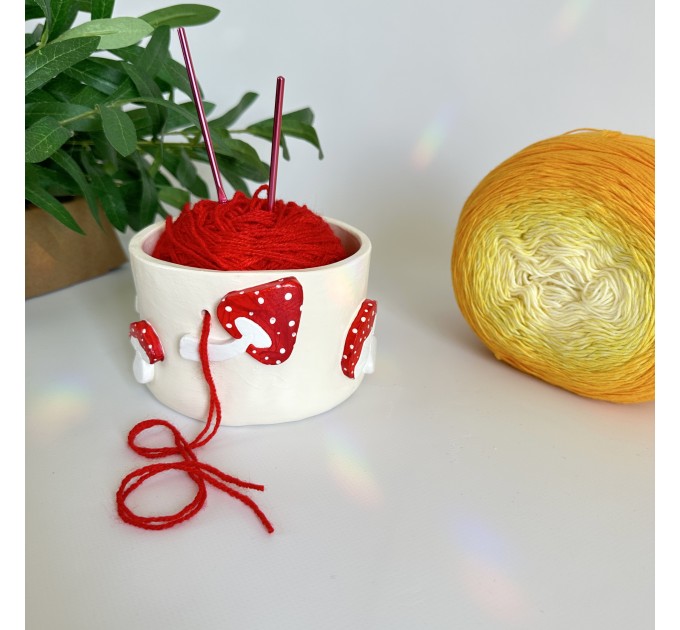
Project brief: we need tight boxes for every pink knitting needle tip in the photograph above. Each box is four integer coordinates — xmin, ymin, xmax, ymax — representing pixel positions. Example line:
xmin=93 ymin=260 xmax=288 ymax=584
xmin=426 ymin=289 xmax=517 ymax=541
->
xmin=177 ymin=27 xmax=227 ymax=204
xmin=267 ymin=76 xmax=285 ymax=212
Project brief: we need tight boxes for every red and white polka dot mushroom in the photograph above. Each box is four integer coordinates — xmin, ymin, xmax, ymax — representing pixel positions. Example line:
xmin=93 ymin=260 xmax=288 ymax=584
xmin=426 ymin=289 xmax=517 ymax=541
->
xmin=129 ymin=320 xmax=165 ymax=383
xmin=341 ymin=299 xmax=377 ymax=378
xmin=179 ymin=277 xmax=303 ymax=364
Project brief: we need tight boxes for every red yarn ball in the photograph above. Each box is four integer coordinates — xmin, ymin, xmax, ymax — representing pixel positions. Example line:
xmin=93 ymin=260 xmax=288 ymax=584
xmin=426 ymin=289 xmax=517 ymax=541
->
xmin=152 ymin=185 xmax=347 ymax=271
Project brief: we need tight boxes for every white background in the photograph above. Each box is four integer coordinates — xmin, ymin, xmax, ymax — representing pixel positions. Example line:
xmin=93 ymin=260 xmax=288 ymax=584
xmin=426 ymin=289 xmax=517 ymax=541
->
xmin=21 ymin=1 xmax=671 ymax=629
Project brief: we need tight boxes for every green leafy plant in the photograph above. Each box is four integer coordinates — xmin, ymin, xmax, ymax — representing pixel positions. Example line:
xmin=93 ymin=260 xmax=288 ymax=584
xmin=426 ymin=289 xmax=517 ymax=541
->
xmin=25 ymin=0 xmax=323 ymax=234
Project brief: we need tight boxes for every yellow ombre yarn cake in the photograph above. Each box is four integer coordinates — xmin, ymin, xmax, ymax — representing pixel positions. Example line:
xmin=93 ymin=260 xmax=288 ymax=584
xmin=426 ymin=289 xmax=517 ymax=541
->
xmin=451 ymin=130 xmax=654 ymax=403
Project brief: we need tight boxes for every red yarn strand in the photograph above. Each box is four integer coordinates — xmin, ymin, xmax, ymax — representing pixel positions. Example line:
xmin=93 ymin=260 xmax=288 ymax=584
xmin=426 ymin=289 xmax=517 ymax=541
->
xmin=116 ymin=311 xmax=274 ymax=533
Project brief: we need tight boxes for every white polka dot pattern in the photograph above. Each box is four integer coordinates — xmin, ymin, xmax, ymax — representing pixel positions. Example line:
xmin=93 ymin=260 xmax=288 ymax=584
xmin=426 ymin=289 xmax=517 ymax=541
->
xmin=216 ymin=277 xmax=303 ymax=365
xmin=129 ymin=319 xmax=164 ymax=364
xmin=341 ymin=299 xmax=377 ymax=378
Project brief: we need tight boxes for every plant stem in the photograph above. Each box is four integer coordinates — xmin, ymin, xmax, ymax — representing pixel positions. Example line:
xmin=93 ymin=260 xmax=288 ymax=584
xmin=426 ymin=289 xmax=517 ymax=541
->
xmin=60 ymin=110 xmax=97 ymax=126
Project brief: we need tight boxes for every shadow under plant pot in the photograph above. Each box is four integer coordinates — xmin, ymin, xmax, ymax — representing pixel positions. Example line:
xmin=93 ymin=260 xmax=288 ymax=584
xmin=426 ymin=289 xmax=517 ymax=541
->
xmin=25 ymin=197 xmax=128 ymax=299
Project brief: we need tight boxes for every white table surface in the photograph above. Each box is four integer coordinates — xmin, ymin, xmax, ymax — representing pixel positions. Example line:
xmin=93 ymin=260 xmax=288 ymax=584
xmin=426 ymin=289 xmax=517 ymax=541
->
xmin=23 ymin=0 xmax=661 ymax=628
xmin=25 ymin=253 xmax=654 ymax=629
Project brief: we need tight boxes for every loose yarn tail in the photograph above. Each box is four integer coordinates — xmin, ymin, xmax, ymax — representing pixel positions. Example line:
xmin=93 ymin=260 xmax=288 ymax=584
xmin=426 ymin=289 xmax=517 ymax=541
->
xmin=116 ymin=311 xmax=274 ymax=533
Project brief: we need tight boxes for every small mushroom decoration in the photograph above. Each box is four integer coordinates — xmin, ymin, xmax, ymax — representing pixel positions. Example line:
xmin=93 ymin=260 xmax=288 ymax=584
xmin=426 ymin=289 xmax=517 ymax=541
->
xmin=341 ymin=299 xmax=378 ymax=378
xmin=129 ymin=320 xmax=165 ymax=384
xmin=179 ymin=277 xmax=304 ymax=364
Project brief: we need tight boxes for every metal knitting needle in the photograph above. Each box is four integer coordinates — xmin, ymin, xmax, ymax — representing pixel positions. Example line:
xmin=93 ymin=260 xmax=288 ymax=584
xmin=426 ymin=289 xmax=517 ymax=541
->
xmin=177 ymin=27 xmax=227 ymax=204
xmin=267 ymin=76 xmax=285 ymax=211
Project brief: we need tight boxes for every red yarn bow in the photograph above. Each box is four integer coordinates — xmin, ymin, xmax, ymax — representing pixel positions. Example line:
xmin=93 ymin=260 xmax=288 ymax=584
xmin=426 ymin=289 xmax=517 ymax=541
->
xmin=116 ymin=311 xmax=274 ymax=533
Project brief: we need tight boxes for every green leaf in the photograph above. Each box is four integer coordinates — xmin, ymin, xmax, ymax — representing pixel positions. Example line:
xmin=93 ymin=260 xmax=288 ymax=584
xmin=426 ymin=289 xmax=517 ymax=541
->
xmin=282 ymin=108 xmax=315 ymax=125
xmin=139 ymin=4 xmax=220 ymax=28
xmin=121 ymin=65 xmax=166 ymax=133
xmin=157 ymin=56 xmax=194 ymax=98
xmin=55 ymin=18 xmax=154 ymax=50
xmin=132 ymin=154 xmax=160 ymax=228
xmin=26 ymin=88 xmax=58 ymax=104
xmin=26 ymin=162 xmax=80 ymax=197
xmin=247 ymin=108 xmax=315 ymax=131
xmin=245 ymin=109 xmax=323 ymax=158
xmin=127 ymin=108 xmax=154 ymax=136
xmin=91 ymin=0 xmax=114 ymax=20
xmin=89 ymin=131 xmax=119 ymax=174
xmin=48 ymin=0 xmax=80 ymax=40
xmin=25 ymin=116 xmax=74 ymax=163
xmin=41 ymin=72 xmax=84 ymax=101
xmin=153 ymin=170 xmax=173 ymax=188
xmin=120 ymin=96 xmax=199 ymax=128
xmin=71 ymin=85 xmax=111 ymax=108
xmin=33 ymin=0 xmax=51 ymax=25
xmin=242 ymin=121 xmax=290 ymax=160
xmin=50 ymin=148 xmax=101 ymax=222
xmin=163 ymin=101 xmax=215 ymax=132
xmin=99 ymin=105 xmax=138 ymax=156
xmin=81 ymin=151 xmax=128 ymax=230
xmin=25 ymin=101 xmax=93 ymax=131
xmin=105 ymin=77 xmax=138 ymax=103
xmin=157 ymin=186 xmax=190 ymax=209
xmin=217 ymin=164 xmax=251 ymax=195
xmin=210 ymin=130 xmax=269 ymax=178
xmin=119 ymin=180 xmax=141 ymax=220
xmin=26 ymin=1 xmax=45 ymax=20
xmin=41 ymin=83 xmax=112 ymax=131
xmin=26 ymin=24 xmax=44 ymax=50
xmin=138 ymin=25 xmax=170 ymax=74
xmin=212 ymin=153 xmax=268 ymax=184
xmin=280 ymin=119 xmax=324 ymax=158
xmin=113 ymin=45 xmax=193 ymax=98
xmin=65 ymin=58 xmax=126 ymax=94
xmin=25 ymin=178 xmax=84 ymax=233
xmin=161 ymin=149 xmax=209 ymax=198
xmin=25 ymin=36 xmax=100 ymax=95
xmin=177 ymin=149 xmax=209 ymax=196
xmin=209 ymin=92 xmax=259 ymax=129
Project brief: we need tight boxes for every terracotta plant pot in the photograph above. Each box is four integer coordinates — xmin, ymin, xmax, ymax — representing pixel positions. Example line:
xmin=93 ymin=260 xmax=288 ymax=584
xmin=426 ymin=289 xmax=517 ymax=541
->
xmin=128 ymin=218 xmax=377 ymax=425
xmin=25 ymin=197 xmax=127 ymax=298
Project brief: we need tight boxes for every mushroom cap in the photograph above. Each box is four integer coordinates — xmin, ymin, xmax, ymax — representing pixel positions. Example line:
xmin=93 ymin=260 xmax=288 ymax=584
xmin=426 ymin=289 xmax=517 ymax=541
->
xmin=129 ymin=320 xmax=165 ymax=364
xmin=341 ymin=300 xmax=377 ymax=378
xmin=216 ymin=277 xmax=303 ymax=365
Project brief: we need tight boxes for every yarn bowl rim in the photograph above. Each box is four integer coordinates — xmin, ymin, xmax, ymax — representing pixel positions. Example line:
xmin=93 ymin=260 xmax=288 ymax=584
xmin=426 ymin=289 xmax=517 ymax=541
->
xmin=128 ymin=216 xmax=371 ymax=275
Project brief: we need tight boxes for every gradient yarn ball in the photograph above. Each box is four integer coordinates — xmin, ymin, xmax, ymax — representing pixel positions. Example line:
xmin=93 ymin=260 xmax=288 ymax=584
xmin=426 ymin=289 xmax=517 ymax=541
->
xmin=451 ymin=130 xmax=654 ymax=403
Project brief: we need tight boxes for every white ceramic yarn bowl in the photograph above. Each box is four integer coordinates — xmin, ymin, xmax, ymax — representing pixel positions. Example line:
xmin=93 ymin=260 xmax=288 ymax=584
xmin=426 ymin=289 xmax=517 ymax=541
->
xmin=128 ymin=218 xmax=375 ymax=425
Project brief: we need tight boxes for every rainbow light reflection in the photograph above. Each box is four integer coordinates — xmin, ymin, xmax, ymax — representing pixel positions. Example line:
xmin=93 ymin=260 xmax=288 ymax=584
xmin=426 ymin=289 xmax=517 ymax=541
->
xmin=324 ymin=425 xmax=382 ymax=506
xmin=550 ymin=0 xmax=592 ymax=42
xmin=412 ymin=105 xmax=455 ymax=170
xmin=451 ymin=513 xmax=533 ymax=623
xmin=26 ymin=376 xmax=93 ymax=440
